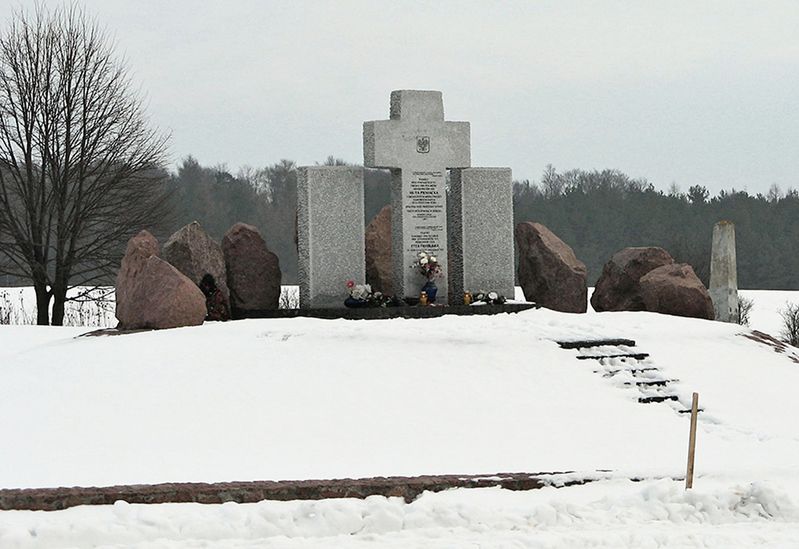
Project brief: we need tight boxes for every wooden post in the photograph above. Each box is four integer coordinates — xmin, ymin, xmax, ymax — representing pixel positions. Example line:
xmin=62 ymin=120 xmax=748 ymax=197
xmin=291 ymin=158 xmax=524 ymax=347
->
xmin=685 ymin=392 xmax=699 ymax=490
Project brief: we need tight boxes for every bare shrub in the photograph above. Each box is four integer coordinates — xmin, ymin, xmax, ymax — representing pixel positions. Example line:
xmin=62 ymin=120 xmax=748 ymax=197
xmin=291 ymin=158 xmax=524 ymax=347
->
xmin=0 ymin=291 xmax=10 ymax=324
xmin=735 ymin=296 xmax=754 ymax=326
xmin=780 ymin=302 xmax=799 ymax=346
xmin=0 ymin=289 xmax=31 ymax=324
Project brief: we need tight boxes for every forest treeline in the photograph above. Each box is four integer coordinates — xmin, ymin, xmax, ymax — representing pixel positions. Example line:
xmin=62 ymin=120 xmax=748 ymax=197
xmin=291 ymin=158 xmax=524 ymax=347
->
xmin=513 ymin=166 xmax=799 ymax=289
xmin=160 ymin=158 xmax=798 ymax=289
xmin=156 ymin=156 xmax=390 ymax=286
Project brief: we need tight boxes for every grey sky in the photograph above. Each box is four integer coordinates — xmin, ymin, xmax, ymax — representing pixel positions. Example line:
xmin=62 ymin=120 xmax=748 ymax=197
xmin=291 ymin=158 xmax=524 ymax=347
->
xmin=3 ymin=0 xmax=798 ymax=193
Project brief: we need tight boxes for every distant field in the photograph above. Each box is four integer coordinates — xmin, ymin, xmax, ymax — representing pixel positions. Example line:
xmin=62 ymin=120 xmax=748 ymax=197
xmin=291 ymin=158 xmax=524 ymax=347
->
xmin=0 ymin=285 xmax=301 ymax=327
xmin=0 ymin=287 xmax=116 ymax=327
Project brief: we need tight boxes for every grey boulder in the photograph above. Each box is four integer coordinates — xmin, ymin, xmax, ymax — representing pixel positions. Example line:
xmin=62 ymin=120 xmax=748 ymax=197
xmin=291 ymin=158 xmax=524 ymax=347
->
xmin=515 ymin=221 xmax=587 ymax=313
xmin=163 ymin=221 xmax=229 ymax=306
xmin=222 ymin=222 xmax=282 ymax=314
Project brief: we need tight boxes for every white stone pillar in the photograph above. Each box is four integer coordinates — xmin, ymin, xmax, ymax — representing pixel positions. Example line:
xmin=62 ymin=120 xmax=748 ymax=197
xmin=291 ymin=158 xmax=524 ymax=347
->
xmin=448 ymin=168 xmax=515 ymax=304
xmin=709 ymin=220 xmax=738 ymax=322
xmin=297 ymin=166 xmax=365 ymax=308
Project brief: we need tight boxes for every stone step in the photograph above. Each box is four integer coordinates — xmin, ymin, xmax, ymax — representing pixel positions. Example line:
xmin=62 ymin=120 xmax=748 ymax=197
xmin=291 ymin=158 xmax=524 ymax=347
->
xmin=624 ymin=380 xmax=677 ymax=387
xmin=599 ymin=367 xmax=659 ymax=376
xmin=576 ymin=353 xmax=650 ymax=361
xmin=557 ymin=339 xmax=636 ymax=350
xmin=638 ymin=395 xmax=680 ymax=404
xmin=601 ymin=370 xmax=669 ymax=381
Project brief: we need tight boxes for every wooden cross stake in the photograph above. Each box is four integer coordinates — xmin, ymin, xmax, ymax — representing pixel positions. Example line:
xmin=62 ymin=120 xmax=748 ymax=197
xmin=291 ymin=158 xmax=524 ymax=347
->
xmin=685 ymin=392 xmax=699 ymax=489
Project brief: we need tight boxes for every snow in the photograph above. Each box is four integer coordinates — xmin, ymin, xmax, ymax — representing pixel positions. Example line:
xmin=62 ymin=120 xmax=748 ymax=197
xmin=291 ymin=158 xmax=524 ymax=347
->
xmin=2 ymin=288 xmax=799 ymax=546
xmin=738 ymin=289 xmax=799 ymax=338
xmin=8 ymin=310 xmax=799 ymax=488
xmin=2 ymin=479 xmax=799 ymax=548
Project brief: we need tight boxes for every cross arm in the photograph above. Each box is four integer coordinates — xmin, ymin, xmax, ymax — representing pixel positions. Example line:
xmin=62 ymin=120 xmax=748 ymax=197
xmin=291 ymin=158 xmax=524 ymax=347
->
xmin=363 ymin=120 xmax=471 ymax=169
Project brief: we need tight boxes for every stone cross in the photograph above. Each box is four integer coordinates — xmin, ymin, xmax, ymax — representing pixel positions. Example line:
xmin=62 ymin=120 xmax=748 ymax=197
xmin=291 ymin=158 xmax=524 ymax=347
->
xmin=709 ymin=220 xmax=738 ymax=322
xmin=363 ymin=90 xmax=470 ymax=302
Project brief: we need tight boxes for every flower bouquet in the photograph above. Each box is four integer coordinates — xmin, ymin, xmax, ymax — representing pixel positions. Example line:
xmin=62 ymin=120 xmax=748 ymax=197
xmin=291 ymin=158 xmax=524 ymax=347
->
xmin=411 ymin=251 xmax=442 ymax=303
xmin=471 ymin=290 xmax=507 ymax=306
xmin=344 ymin=280 xmax=372 ymax=308
xmin=344 ymin=280 xmax=399 ymax=308
xmin=412 ymin=251 xmax=442 ymax=280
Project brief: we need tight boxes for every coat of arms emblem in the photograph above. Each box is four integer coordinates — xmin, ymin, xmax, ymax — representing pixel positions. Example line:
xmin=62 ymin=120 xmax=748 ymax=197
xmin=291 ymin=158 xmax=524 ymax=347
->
xmin=416 ymin=136 xmax=430 ymax=154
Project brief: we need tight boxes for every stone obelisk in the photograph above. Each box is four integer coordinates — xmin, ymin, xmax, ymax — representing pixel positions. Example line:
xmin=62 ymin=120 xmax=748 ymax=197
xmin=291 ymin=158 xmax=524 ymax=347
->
xmin=709 ymin=220 xmax=738 ymax=322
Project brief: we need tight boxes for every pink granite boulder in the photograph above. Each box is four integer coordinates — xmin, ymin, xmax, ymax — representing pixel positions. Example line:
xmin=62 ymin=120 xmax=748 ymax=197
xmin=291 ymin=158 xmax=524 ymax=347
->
xmin=365 ymin=205 xmax=393 ymax=296
xmin=115 ymin=230 xmax=206 ymax=330
xmin=639 ymin=263 xmax=715 ymax=319
xmin=591 ymin=247 xmax=675 ymax=312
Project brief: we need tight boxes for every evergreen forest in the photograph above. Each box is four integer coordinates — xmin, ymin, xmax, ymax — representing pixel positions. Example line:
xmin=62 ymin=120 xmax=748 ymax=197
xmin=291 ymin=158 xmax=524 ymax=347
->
xmin=158 ymin=158 xmax=798 ymax=289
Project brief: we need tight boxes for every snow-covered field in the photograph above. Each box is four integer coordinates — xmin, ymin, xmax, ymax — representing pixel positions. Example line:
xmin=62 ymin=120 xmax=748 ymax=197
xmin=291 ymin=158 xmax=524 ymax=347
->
xmin=1 ymin=290 xmax=799 ymax=547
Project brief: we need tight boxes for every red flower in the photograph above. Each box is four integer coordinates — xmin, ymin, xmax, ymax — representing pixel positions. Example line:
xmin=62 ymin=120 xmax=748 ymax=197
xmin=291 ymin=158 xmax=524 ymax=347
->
xmin=346 ymin=280 xmax=355 ymax=289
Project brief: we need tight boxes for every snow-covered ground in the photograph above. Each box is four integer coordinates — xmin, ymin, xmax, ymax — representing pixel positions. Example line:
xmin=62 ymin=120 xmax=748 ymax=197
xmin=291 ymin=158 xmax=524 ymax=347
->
xmin=3 ymin=478 xmax=798 ymax=548
xmin=1 ymin=290 xmax=799 ymax=547
xmin=737 ymin=289 xmax=799 ymax=338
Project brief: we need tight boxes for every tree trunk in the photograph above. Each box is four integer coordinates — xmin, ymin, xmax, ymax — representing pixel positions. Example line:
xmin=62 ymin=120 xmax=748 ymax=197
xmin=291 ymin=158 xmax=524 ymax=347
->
xmin=51 ymin=284 xmax=67 ymax=326
xmin=33 ymin=281 xmax=51 ymax=326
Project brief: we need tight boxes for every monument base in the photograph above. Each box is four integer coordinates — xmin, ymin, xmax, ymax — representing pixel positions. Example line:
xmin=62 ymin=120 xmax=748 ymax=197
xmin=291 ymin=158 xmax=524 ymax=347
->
xmin=232 ymin=303 xmax=538 ymax=321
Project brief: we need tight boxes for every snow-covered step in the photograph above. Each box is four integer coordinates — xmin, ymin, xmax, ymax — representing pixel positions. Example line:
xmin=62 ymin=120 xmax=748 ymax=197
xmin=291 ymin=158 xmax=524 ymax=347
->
xmin=557 ymin=338 xmax=701 ymax=415
xmin=599 ymin=367 xmax=659 ymax=376
xmin=625 ymin=379 xmax=678 ymax=387
xmin=557 ymin=338 xmax=636 ymax=349
xmin=576 ymin=352 xmax=650 ymax=361
xmin=639 ymin=395 xmax=680 ymax=404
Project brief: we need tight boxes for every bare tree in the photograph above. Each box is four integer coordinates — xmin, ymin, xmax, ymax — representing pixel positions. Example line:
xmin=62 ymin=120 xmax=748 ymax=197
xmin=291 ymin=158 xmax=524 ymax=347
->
xmin=0 ymin=5 xmax=169 ymax=325
xmin=541 ymin=164 xmax=564 ymax=198
xmin=316 ymin=155 xmax=348 ymax=166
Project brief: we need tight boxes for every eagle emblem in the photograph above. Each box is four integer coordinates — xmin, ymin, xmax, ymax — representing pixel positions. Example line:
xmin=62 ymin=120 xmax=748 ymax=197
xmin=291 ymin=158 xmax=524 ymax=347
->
xmin=416 ymin=136 xmax=430 ymax=154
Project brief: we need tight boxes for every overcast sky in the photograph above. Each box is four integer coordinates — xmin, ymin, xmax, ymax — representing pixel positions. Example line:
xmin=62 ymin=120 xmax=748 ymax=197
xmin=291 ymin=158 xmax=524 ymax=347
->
xmin=2 ymin=1 xmax=798 ymax=194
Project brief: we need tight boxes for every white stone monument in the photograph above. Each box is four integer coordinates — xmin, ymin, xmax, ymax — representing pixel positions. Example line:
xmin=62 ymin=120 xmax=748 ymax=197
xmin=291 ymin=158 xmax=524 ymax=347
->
xmin=709 ymin=220 xmax=738 ymax=322
xmin=297 ymin=166 xmax=365 ymax=308
xmin=363 ymin=90 xmax=470 ymax=303
xmin=449 ymin=168 xmax=515 ymax=304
